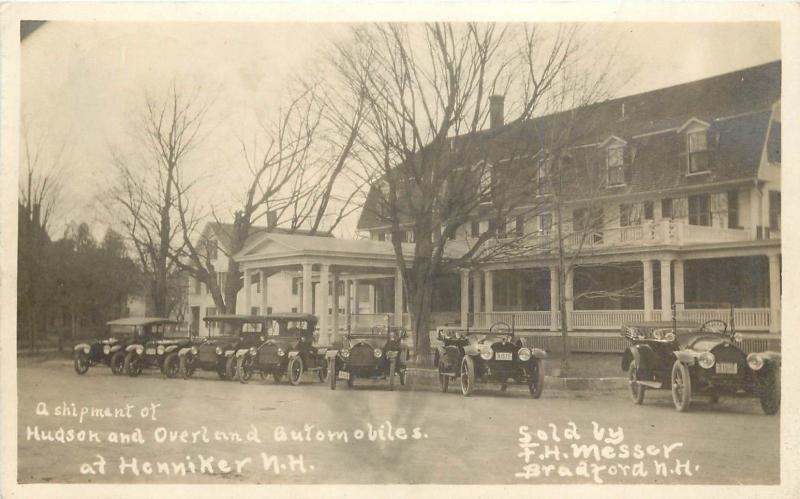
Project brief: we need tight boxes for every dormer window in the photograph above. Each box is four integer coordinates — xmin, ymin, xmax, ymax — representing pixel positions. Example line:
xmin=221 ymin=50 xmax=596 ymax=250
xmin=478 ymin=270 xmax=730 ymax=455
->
xmin=606 ymin=146 xmax=625 ymax=185
xmin=536 ymin=157 xmax=550 ymax=196
xmin=475 ymin=162 xmax=493 ymax=203
xmin=687 ymin=131 xmax=709 ymax=173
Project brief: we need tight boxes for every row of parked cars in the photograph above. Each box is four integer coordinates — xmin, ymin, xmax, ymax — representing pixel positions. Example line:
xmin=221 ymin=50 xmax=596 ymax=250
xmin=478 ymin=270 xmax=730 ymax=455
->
xmin=73 ymin=313 xmax=411 ymax=390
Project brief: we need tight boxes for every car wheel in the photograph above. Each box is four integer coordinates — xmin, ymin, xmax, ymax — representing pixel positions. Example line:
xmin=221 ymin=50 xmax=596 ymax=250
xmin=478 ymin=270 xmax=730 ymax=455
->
xmin=287 ymin=356 xmax=304 ymax=386
xmin=225 ymin=355 xmax=237 ymax=381
xmin=529 ymin=360 xmax=545 ymax=399
xmin=163 ymin=353 xmax=180 ymax=379
xmin=438 ymin=360 xmax=449 ymax=393
xmin=110 ymin=351 xmax=126 ymax=375
xmin=73 ymin=352 xmax=90 ymax=375
xmin=179 ymin=355 xmax=195 ymax=379
xmin=318 ymin=361 xmax=328 ymax=383
xmin=329 ymin=358 xmax=337 ymax=390
xmin=388 ymin=358 xmax=397 ymax=391
xmin=760 ymin=366 xmax=780 ymax=415
xmin=124 ymin=352 xmax=141 ymax=377
xmin=628 ymin=361 xmax=645 ymax=405
xmin=237 ymin=355 xmax=253 ymax=384
xmin=347 ymin=371 xmax=355 ymax=388
xmin=671 ymin=360 xmax=692 ymax=412
xmin=460 ymin=356 xmax=475 ymax=397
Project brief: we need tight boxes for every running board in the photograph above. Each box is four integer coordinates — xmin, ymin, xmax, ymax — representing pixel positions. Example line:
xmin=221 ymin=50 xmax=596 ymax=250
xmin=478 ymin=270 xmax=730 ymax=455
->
xmin=637 ymin=380 xmax=663 ymax=389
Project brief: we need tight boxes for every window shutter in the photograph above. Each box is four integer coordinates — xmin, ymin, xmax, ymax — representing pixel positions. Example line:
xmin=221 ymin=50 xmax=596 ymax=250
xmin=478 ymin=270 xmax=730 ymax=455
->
xmin=706 ymin=127 xmax=718 ymax=168
xmin=624 ymin=145 xmax=635 ymax=184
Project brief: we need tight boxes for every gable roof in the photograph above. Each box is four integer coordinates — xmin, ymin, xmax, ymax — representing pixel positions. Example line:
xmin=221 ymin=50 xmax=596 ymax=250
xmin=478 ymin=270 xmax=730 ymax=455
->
xmin=203 ymin=222 xmax=332 ymax=252
xmin=357 ymin=61 xmax=781 ymax=230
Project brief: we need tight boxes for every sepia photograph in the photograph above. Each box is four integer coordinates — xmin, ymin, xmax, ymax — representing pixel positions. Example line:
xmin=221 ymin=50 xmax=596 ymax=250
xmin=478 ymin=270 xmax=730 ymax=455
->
xmin=1 ymin=2 xmax=797 ymax=497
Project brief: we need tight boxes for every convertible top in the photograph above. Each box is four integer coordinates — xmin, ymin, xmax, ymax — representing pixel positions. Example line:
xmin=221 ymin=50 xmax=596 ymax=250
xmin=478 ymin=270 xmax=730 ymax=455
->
xmin=204 ymin=313 xmax=317 ymax=323
xmin=106 ymin=317 xmax=177 ymax=327
xmin=622 ymin=321 xmax=702 ymax=329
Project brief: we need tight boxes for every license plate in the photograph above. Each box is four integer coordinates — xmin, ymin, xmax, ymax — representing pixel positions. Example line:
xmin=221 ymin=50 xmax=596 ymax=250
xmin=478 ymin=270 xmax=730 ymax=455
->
xmin=495 ymin=352 xmax=512 ymax=361
xmin=145 ymin=348 xmax=156 ymax=355
xmin=716 ymin=362 xmax=738 ymax=374
xmin=338 ymin=371 xmax=350 ymax=380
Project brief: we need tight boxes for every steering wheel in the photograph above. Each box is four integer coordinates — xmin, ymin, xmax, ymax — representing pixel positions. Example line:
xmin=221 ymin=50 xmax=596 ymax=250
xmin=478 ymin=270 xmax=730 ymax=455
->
xmin=489 ymin=321 xmax=512 ymax=335
xmin=700 ymin=319 xmax=728 ymax=335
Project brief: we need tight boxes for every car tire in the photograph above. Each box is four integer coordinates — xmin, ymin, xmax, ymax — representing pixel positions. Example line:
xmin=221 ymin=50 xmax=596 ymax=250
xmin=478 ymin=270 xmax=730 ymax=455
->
xmin=438 ymin=360 xmax=449 ymax=393
xmin=529 ymin=360 xmax=545 ymax=399
xmin=163 ymin=352 xmax=180 ymax=379
xmin=628 ymin=361 xmax=645 ymax=405
xmin=110 ymin=351 xmax=126 ymax=375
xmin=399 ymin=368 xmax=406 ymax=386
xmin=329 ymin=358 xmax=337 ymax=390
xmin=318 ymin=362 xmax=328 ymax=383
xmin=347 ymin=371 xmax=355 ymax=388
xmin=124 ymin=352 xmax=141 ymax=377
xmin=73 ymin=352 xmax=90 ymax=375
xmin=760 ymin=366 xmax=780 ymax=415
xmin=225 ymin=355 xmax=237 ymax=381
xmin=460 ymin=355 xmax=475 ymax=397
xmin=388 ymin=358 xmax=397 ymax=391
xmin=671 ymin=360 xmax=692 ymax=412
xmin=287 ymin=356 xmax=304 ymax=386
xmin=179 ymin=355 xmax=196 ymax=379
xmin=237 ymin=355 xmax=253 ymax=384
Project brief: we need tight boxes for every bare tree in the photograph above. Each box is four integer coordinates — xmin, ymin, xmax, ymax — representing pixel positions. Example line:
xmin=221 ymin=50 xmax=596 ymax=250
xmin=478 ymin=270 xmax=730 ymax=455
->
xmin=110 ymin=83 xmax=208 ymax=317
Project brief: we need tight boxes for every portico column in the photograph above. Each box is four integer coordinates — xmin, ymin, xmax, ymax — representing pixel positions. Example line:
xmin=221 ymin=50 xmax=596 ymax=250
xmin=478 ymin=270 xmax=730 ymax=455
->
xmin=368 ymin=283 xmax=376 ymax=313
xmin=660 ymin=259 xmax=672 ymax=321
xmin=319 ymin=264 xmax=330 ymax=337
xmin=460 ymin=269 xmax=470 ymax=327
xmin=484 ymin=270 xmax=494 ymax=314
xmin=769 ymin=254 xmax=781 ymax=333
xmin=565 ymin=266 xmax=574 ymax=331
xmin=673 ymin=260 xmax=685 ymax=312
xmin=352 ymin=280 xmax=360 ymax=314
xmin=331 ymin=269 xmax=339 ymax=343
xmin=394 ymin=267 xmax=404 ymax=327
xmin=302 ymin=263 xmax=313 ymax=314
xmin=549 ymin=266 xmax=559 ymax=331
xmin=260 ymin=270 xmax=269 ymax=315
xmin=472 ymin=273 xmax=482 ymax=319
xmin=344 ymin=279 xmax=352 ymax=332
xmin=642 ymin=260 xmax=654 ymax=321
xmin=244 ymin=270 xmax=252 ymax=313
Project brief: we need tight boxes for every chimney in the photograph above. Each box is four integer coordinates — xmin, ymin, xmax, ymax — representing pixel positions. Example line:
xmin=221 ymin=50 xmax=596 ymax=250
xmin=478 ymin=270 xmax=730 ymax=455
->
xmin=266 ymin=210 xmax=278 ymax=230
xmin=489 ymin=95 xmax=504 ymax=129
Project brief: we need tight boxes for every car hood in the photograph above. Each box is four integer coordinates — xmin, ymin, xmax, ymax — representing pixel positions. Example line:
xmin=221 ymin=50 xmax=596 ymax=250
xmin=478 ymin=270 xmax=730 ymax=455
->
xmin=347 ymin=337 xmax=393 ymax=350
xmin=196 ymin=336 xmax=239 ymax=347
xmin=681 ymin=334 xmax=731 ymax=352
xmin=258 ymin=337 xmax=299 ymax=349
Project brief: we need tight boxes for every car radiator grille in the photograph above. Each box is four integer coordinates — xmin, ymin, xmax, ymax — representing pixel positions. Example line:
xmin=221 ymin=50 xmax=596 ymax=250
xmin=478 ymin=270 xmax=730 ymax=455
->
xmin=350 ymin=345 xmax=376 ymax=367
xmin=258 ymin=346 xmax=280 ymax=365
xmin=197 ymin=347 xmax=218 ymax=364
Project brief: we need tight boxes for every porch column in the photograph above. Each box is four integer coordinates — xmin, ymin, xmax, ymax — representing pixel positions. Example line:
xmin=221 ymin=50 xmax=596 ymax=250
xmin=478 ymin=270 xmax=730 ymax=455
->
xmin=769 ymin=254 xmax=781 ymax=333
xmin=244 ymin=270 xmax=252 ymax=313
xmin=394 ymin=267 xmax=404 ymax=327
xmin=549 ymin=266 xmax=559 ymax=331
xmin=565 ymin=266 xmax=574 ymax=331
xmin=368 ymin=283 xmax=376 ymax=313
xmin=302 ymin=263 xmax=313 ymax=314
xmin=352 ymin=280 xmax=360 ymax=314
xmin=673 ymin=260 xmax=685 ymax=312
xmin=331 ymin=270 xmax=339 ymax=343
xmin=660 ymin=259 xmax=672 ymax=321
xmin=460 ymin=269 xmax=470 ymax=327
xmin=261 ymin=270 xmax=269 ymax=315
xmin=642 ymin=260 xmax=654 ymax=321
xmin=472 ymin=273 xmax=482 ymax=316
xmin=484 ymin=270 xmax=494 ymax=313
xmin=319 ymin=264 xmax=330 ymax=337
xmin=344 ymin=279 xmax=352 ymax=331
xmin=750 ymin=188 xmax=762 ymax=239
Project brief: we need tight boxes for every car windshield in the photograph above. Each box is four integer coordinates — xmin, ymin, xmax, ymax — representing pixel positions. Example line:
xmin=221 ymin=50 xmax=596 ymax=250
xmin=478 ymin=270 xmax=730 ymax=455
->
xmin=624 ymin=325 xmax=697 ymax=340
xmin=154 ymin=323 xmax=182 ymax=338
xmin=108 ymin=325 xmax=136 ymax=337
xmin=204 ymin=320 xmax=264 ymax=337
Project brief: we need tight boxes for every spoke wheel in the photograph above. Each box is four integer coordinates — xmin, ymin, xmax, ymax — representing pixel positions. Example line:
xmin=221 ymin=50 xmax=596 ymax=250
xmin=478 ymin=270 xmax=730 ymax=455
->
xmin=329 ymin=358 xmax=337 ymax=390
xmin=163 ymin=353 xmax=180 ymax=379
xmin=760 ymin=366 xmax=780 ymax=415
xmin=460 ymin=356 xmax=475 ymax=397
xmin=124 ymin=352 xmax=141 ymax=377
xmin=529 ymin=360 xmax=545 ymax=399
xmin=225 ymin=355 xmax=238 ymax=381
xmin=671 ymin=360 xmax=692 ymax=412
xmin=73 ymin=352 xmax=89 ymax=375
xmin=237 ymin=355 xmax=253 ymax=384
xmin=287 ymin=356 xmax=304 ymax=386
xmin=388 ymin=358 xmax=397 ymax=391
xmin=110 ymin=351 xmax=125 ymax=375
xmin=628 ymin=361 xmax=645 ymax=405
xmin=318 ymin=361 xmax=328 ymax=383
xmin=438 ymin=360 xmax=449 ymax=393
xmin=179 ymin=355 xmax=196 ymax=379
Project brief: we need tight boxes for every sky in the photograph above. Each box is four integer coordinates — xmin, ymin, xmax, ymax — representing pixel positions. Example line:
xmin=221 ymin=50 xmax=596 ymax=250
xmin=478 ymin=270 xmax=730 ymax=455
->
xmin=20 ymin=21 xmax=781 ymax=239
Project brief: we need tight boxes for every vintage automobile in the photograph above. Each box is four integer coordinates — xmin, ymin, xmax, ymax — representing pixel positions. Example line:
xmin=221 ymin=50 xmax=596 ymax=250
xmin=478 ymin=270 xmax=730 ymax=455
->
xmin=123 ymin=321 xmax=193 ymax=378
xmin=176 ymin=315 xmax=264 ymax=380
xmin=436 ymin=321 xmax=546 ymax=398
xmin=327 ymin=325 xmax=408 ymax=390
xmin=621 ymin=307 xmax=781 ymax=414
xmin=235 ymin=313 xmax=328 ymax=385
xmin=73 ymin=317 xmax=175 ymax=375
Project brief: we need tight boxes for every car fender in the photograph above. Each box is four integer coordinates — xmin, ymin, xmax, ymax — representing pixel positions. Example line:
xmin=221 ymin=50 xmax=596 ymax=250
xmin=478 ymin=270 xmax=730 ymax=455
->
xmin=759 ymin=351 xmax=781 ymax=367
xmin=531 ymin=348 xmax=547 ymax=359
xmin=235 ymin=349 xmax=250 ymax=358
xmin=165 ymin=345 xmax=178 ymax=353
xmin=463 ymin=345 xmax=479 ymax=356
xmin=224 ymin=350 xmax=236 ymax=357
xmin=287 ymin=351 xmax=300 ymax=358
xmin=74 ymin=343 xmax=91 ymax=352
xmin=672 ymin=349 xmax=698 ymax=365
xmin=178 ymin=347 xmax=193 ymax=356
xmin=109 ymin=344 xmax=122 ymax=353
xmin=125 ymin=344 xmax=140 ymax=353
xmin=325 ymin=349 xmax=338 ymax=359
xmin=435 ymin=345 xmax=447 ymax=359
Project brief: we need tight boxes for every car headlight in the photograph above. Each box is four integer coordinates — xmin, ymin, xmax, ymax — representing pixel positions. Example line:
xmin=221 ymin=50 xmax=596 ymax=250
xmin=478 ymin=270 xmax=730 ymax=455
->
xmin=518 ymin=348 xmax=531 ymax=361
xmin=373 ymin=348 xmax=382 ymax=358
xmin=84 ymin=345 xmax=91 ymax=354
xmin=747 ymin=353 xmax=764 ymax=371
xmin=664 ymin=332 xmax=676 ymax=342
xmin=191 ymin=347 xmax=198 ymax=355
xmin=698 ymin=352 xmax=715 ymax=369
xmin=277 ymin=348 xmax=285 ymax=357
xmin=103 ymin=345 xmax=111 ymax=355
xmin=733 ymin=332 xmax=743 ymax=343
xmin=249 ymin=347 xmax=257 ymax=355
xmin=157 ymin=345 xmax=165 ymax=355
xmin=480 ymin=350 xmax=493 ymax=361
xmin=215 ymin=346 xmax=223 ymax=355
xmin=340 ymin=349 xmax=350 ymax=358
xmin=135 ymin=346 xmax=144 ymax=355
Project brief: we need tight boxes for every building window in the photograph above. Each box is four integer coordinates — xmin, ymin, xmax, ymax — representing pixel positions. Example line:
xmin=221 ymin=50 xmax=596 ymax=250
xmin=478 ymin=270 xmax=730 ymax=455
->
xmin=539 ymin=214 xmax=552 ymax=234
xmin=643 ymin=201 xmax=654 ymax=220
xmin=687 ymin=131 xmax=709 ymax=173
xmin=267 ymin=307 xmax=273 ymax=315
xmin=291 ymin=307 xmax=298 ymax=313
xmin=515 ymin=215 xmax=525 ymax=237
xmin=606 ymin=146 xmax=625 ymax=185
xmin=251 ymin=307 xmax=259 ymax=315
xmin=377 ymin=232 xmax=386 ymax=242
xmin=727 ymin=191 xmax=740 ymax=229
xmin=574 ymin=208 xmax=603 ymax=243
xmin=479 ymin=164 xmax=493 ymax=202
xmin=194 ymin=278 xmax=202 ymax=295
xmin=339 ymin=282 xmax=345 ymax=296
xmin=470 ymin=220 xmax=480 ymax=237
xmin=488 ymin=218 xmax=498 ymax=236
xmin=292 ymin=277 xmax=300 ymax=295
xmin=406 ymin=231 xmax=415 ymax=243
xmin=769 ymin=191 xmax=781 ymax=231
xmin=767 ymin=121 xmax=781 ymax=164
xmin=255 ymin=276 xmax=261 ymax=294
xmin=204 ymin=239 xmax=218 ymax=260
xmin=619 ymin=204 xmax=632 ymax=227
xmin=661 ymin=198 xmax=673 ymax=219
xmin=688 ymin=194 xmax=711 ymax=226
xmin=536 ymin=159 xmax=549 ymax=195
xmin=205 ymin=307 xmax=216 ymax=317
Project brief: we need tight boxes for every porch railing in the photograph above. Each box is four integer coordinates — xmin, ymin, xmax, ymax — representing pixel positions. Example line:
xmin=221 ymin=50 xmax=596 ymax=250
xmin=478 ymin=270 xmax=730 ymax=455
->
xmin=571 ymin=310 xmax=646 ymax=329
xmin=675 ymin=308 xmax=770 ymax=331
